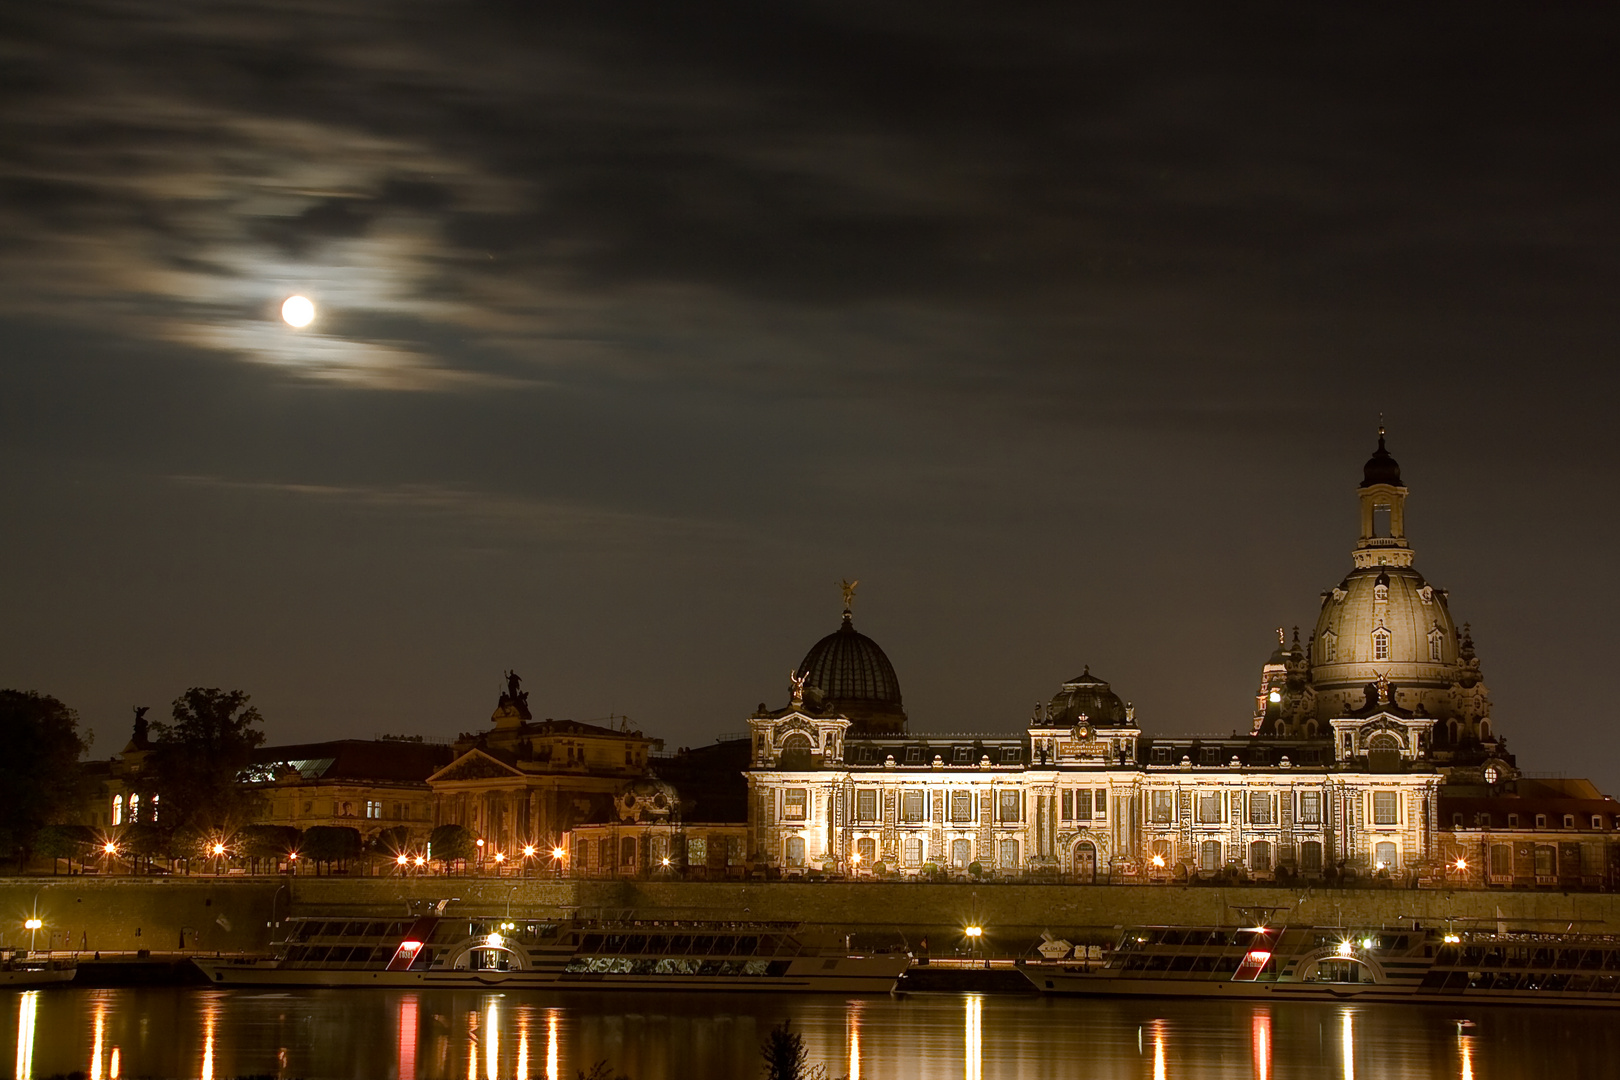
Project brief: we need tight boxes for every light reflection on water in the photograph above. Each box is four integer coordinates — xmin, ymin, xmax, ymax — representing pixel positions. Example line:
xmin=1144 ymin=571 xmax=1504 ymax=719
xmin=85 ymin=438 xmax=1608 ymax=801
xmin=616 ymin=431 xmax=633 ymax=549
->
xmin=7 ymin=987 xmax=1620 ymax=1079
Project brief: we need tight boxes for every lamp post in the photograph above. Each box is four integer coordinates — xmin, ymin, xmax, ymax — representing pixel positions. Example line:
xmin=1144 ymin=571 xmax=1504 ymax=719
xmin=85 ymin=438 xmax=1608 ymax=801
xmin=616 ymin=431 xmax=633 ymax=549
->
xmin=476 ymin=837 xmax=485 ymax=874
xmin=551 ymin=846 xmax=566 ymax=880
xmin=212 ymin=842 xmax=226 ymax=876
xmin=965 ymin=924 xmax=984 ymax=969
xmin=493 ymin=852 xmax=506 ymax=877
xmin=103 ymin=841 xmax=118 ymax=876
xmin=25 ymin=918 xmax=42 ymax=954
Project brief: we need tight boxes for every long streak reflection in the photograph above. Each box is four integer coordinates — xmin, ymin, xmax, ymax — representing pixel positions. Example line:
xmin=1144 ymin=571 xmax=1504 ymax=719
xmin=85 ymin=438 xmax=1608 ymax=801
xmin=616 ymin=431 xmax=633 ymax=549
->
xmin=546 ymin=1010 xmax=559 ymax=1080
xmin=517 ymin=1010 xmax=528 ymax=1080
xmin=91 ymin=1001 xmax=105 ymax=1080
xmin=1252 ymin=1010 xmax=1271 ymax=1080
xmin=1460 ymin=1033 xmax=1475 ymax=1080
xmin=109 ymin=1047 xmax=120 ymax=1080
xmin=201 ymin=999 xmax=218 ymax=1080
xmin=964 ymin=995 xmax=982 ymax=1080
xmin=848 ymin=1001 xmax=862 ymax=1080
xmin=1341 ymin=1011 xmax=1355 ymax=1080
xmin=398 ymin=996 xmax=419 ymax=1080
xmin=1153 ymin=1023 xmax=1166 ymax=1080
xmin=14 ymin=991 xmax=37 ymax=1080
xmin=485 ymin=999 xmax=499 ymax=1080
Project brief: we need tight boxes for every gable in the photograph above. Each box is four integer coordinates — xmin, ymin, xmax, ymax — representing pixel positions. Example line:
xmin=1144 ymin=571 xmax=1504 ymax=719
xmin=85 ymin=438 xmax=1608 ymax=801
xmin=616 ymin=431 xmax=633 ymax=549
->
xmin=428 ymin=749 xmax=524 ymax=784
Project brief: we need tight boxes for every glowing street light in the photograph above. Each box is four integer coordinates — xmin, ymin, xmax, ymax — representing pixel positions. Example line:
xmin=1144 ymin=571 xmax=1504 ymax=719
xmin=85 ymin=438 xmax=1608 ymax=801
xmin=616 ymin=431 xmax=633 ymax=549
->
xmin=413 ymin=855 xmax=425 ymax=868
xmin=25 ymin=918 xmax=42 ymax=952
xmin=964 ymin=926 xmax=983 ymax=939
xmin=849 ymin=851 xmax=862 ymax=872
xmin=1454 ymin=857 xmax=1468 ymax=871
xmin=396 ymin=853 xmax=409 ymax=867
xmin=1337 ymin=941 xmax=1354 ymax=956
xmin=1150 ymin=854 xmax=1167 ymax=869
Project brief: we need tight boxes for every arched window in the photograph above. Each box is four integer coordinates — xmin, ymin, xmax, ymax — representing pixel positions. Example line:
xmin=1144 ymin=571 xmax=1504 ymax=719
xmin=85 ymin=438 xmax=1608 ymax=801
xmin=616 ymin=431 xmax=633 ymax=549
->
xmin=1200 ymin=840 xmax=1221 ymax=872
xmin=785 ymin=836 xmax=806 ymax=867
xmin=855 ymin=837 xmax=877 ymax=867
xmin=112 ymin=795 xmax=124 ymax=826
xmin=1372 ymin=629 xmax=1390 ymax=661
xmin=1479 ymin=720 xmax=1491 ymax=740
xmin=1249 ymin=841 xmax=1272 ymax=873
xmin=597 ymin=838 xmax=611 ymax=872
xmin=1374 ymin=583 xmax=1389 ymax=602
xmin=951 ymin=838 xmax=972 ymax=869
xmin=779 ymin=733 xmax=814 ymax=768
xmin=1374 ymin=841 xmax=1397 ymax=871
xmin=619 ymin=836 xmax=637 ymax=867
xmin=129 ymin=793 xmax=140 ymax=822
xmin=1322 ymin=632 xmax=1337 ymax=663
xmin=1428 ymin=628 xmax=1444 ymax=662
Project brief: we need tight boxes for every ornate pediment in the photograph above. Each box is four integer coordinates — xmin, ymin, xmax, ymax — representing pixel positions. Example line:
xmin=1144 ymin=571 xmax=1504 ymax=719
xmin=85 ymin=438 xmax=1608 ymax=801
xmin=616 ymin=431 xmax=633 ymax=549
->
xmin=428 ymin=749 xmax=524 ymax=784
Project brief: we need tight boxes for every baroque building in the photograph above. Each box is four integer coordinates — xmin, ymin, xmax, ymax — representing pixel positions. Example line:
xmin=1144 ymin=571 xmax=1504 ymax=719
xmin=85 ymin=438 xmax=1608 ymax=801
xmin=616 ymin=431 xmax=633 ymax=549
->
xmin=744 ymin=435 xmax=1541 ymax=885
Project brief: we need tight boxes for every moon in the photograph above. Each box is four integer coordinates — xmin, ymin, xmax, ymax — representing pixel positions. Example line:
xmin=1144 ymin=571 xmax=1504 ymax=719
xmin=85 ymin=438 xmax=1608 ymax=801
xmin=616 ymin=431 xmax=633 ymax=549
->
xmin=281 ymin=295 xmax=316 ymax=327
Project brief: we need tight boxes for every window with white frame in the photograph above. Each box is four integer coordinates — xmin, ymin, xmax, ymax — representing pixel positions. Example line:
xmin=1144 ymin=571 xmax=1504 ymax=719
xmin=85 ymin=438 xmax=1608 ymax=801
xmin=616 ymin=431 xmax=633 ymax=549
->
xmin=1075 ymin=788 xmax=1093 ymax=820
xmin=1373 ymin=629 xmax=1390 ymax=661
xmin=1374 ymin=841 xmax=1397 ymax=870
xmin=1200 ymin=840 xmax=1221 ymax=871
xmin=998 ymin=838 xmax=1019 ymax=868
xmin=1373 ymin=791 xmax=1399 ymax=825
xmin=1151 ymin=790 xmax=1174 ymax=823
xmin=998 ymin=791 xmax=1021 ymax=822
xmin=950 ymin=791 xmax=974 ymax=822
xmin=1248 ymin=791 xmax=1272 ymax=825
xmin=1061 ymin=790 xmax=1073 ymax=820
xmin=1093 ymin=789 xmax=1106 ymax=817
xmin=1429 ymin=629 xmax=1444 ymax=661
xmin=1001 ymin=746 xmax=1020 ymax=763
xmin=783 ymin=788 xmax=808 ymax=820
xmin=855 ymin=789 xmax=879 ymax=822
xmin=904 ymin=837 xmax=923 ymax=866
xmin=902 ymin=790 xmax=925 ymax=823
xmin=1298 ymin=791 xmax=1322 ymax=824
xmin=1197 ymin=792 xmax=1221 ymax=823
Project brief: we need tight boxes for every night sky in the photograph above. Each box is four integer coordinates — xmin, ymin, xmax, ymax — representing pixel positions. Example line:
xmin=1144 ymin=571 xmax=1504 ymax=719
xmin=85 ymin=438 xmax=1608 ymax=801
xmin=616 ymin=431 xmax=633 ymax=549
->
xmin=2 ymin=5 xmax=1616 ymax=790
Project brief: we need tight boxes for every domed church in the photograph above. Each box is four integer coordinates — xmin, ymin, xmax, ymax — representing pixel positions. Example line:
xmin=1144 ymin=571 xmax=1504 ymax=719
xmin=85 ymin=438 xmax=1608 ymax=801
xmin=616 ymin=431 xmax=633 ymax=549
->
xmin=1253 ymin=429 xmax=1500 ymax=768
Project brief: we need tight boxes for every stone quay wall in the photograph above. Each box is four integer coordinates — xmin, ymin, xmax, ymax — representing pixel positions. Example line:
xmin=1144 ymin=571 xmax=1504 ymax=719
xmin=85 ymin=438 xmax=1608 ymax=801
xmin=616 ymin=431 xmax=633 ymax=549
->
xmin=9 ymin=876 xmax=1620 ymax=958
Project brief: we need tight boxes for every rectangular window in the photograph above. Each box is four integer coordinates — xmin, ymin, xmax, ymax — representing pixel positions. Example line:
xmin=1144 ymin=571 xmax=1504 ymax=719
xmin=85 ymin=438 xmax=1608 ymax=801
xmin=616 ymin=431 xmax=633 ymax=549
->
xmin=1429 ymin=634 xmax=1442 ymax=662
xmin=1373 ymin=791 xmax=1399 ymax=825
xmin=951 ymin=791 xmax=974 ymax=822
xmin=1061 ymin=790 xmax=1073 ymax=821
xmin=904 ymin=837 xmax=923 ymax=866
xmin=1198 ymin=793 xmax=1221 ymax=824
xmin=687 ymin=837 xmax=707 ymax=865
xmin=1151 ymin=790 xmax=1174 ymax=824
xmin=998 ymin=791 xmax=1021 ymax=823
xmin=1298 ymin=791 xmax=1322 ymax=825
xmin=856 ymin=789 xmax=878 ymax=822
xmin=999 ymin=838 xmax=1019 ymax=868
xmin=1200 ymin=840 xmax=1221 ymax=872
xmin=902 ymin=790 xmax=925 ymax=823
xmin=1201 ymin=746 xmax=1220 ymax=764
xmin=1001 ymin=746 xmax=1020 ymax=763
xmin=1151 ymin=747 xmax=1171 ymax=763
xmin=783 ymin=788 xmax=808 ymax=821
xmin=1076 ymin=789 xmax=1093 ymax=820
xmin=954 ymin=746 xmax=971 ymax=763
xmin=1094 ymin=789 xmax=1107 ymax=818
xmin=1301 ymin=841 xmax=1323 ymax=872
xmin=1375 ymin=841 xmax=1398 ymax=870
xmin=906 ymin=746 xmax=922 ymax=762
xmin=1248 ymin=791 xmax=1272 ymax=825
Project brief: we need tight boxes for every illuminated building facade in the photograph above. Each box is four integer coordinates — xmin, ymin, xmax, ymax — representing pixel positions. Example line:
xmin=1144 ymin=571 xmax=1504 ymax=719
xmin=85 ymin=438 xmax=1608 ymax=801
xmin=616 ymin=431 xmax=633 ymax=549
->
xmin=745 ymin=435 xmax=1589 ymax=885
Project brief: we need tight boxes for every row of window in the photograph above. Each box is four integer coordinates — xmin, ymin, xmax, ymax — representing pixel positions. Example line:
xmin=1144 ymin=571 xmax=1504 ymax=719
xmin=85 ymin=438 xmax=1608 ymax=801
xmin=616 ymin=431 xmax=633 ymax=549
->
xmin=1456 ymin=812 xmax=1618 ymax=831
xmin=1320 ymin=628 xmax=1445 ymax=663
xmin=1146 ymin=788 xmax=1401 ymax=826
xmin=110 ymin=793 xmax=158 ymax=825
xmin=1147 ymin=746 xmax=1325 ymax=765
xmin=780 ymin=787 xmax=1054 ymax=825
xmin=848 ymin=744 xmax=1023 ymax=764
xmin=783 ymin=835 xmax=1041 ymax=870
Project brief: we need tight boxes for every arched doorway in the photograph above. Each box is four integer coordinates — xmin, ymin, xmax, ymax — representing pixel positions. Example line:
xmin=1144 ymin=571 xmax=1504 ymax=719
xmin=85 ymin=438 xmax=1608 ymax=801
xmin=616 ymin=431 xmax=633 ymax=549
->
xmin=1073 ymin=841 xmax=1097 ymax=884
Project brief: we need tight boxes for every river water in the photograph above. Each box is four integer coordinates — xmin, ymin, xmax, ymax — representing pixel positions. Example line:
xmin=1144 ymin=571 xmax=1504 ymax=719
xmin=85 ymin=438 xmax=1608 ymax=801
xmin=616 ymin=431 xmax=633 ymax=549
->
xmin=7 ymin=986 xmax=1618 ymax=1079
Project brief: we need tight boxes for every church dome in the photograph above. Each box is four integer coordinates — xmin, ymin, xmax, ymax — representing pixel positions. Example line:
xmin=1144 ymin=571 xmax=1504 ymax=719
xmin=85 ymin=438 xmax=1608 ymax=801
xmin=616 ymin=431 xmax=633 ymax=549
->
xmin=1046 ymin=667 xmax=1131 ymax=727
xmin=797 ymin=609 xmax=906 ymax=733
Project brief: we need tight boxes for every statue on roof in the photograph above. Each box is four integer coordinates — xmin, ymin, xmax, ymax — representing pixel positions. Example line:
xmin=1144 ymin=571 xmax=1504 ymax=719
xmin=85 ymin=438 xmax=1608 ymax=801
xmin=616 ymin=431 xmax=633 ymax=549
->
xmin=496 ymin=670 xmax=531 ymax=720
xmin=839 ymin=578 xmax=859 ymax=613
xmin=789 ymin=669 xmax=808 ymax=707
xmin=131 ymin=705 xmax=149 ymax=746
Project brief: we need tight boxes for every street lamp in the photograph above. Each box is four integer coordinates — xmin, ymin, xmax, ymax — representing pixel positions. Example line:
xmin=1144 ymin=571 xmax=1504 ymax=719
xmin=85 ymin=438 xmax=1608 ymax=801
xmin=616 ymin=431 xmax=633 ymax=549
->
xmin=522 ymin=845 xmax=536 ymax=877
xmin=25 ymin=918 xmax=42 ymax=953
xmin=212 ymin=841 xmax=226 ymax=875
xmin=493 ymin=852 xmax=506 ymax=876
xmin=551 ymin=846 xmax=565 ymax=880
xmin=476 ymin=837 xmax=485 ymax=872
xmin=850 ymin=851 xmax=862 ymax=875
xmin=965 ymin=924 xmax=984 ymax=969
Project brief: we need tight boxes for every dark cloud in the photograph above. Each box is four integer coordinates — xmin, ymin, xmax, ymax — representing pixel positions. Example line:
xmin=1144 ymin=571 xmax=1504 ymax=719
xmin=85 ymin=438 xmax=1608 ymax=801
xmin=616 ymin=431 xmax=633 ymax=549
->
xmin=0 ymin=2 xmax=1616 ymax=790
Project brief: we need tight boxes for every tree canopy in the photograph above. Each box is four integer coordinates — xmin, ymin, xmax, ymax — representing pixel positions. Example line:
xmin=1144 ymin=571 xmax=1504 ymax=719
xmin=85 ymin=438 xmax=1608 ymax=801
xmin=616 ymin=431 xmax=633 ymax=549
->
xmin=147 ymin=687 xmax=267 ymax=832
xmin=429 ymin=823 xmax=476 ymax=868
xmin=0 ymin=690 xmax=89 ymax=864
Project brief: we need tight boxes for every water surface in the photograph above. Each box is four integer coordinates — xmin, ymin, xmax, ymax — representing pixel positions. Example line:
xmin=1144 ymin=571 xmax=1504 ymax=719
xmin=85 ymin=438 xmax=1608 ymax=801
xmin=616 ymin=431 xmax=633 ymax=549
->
xmin=7 ymin=986 xmax=1617 ymax=1079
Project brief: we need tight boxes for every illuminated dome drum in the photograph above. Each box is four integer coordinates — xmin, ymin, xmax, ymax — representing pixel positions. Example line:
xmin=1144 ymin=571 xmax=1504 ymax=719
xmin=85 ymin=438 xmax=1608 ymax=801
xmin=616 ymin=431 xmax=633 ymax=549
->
xmin=797 ymin=608 xmax=906 ymax=735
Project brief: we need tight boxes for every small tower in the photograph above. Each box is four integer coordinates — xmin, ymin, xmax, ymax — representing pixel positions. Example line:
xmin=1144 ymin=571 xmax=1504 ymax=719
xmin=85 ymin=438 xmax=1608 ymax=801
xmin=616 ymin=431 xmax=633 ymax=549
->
xmin=1354 ymin=426 xmax=1414 ymax=569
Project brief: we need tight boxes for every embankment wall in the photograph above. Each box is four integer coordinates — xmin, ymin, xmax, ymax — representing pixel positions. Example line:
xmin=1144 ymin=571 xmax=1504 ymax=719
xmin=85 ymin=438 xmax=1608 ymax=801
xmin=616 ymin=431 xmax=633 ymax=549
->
xmin=9 ymin=876 xmax=1620 ymax=956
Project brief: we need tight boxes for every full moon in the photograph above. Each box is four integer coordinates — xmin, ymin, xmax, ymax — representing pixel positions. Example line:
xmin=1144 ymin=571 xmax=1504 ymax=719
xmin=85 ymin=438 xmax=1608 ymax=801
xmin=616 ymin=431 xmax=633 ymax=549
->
xmin=281 ymin=295 xmax=316 ymax=327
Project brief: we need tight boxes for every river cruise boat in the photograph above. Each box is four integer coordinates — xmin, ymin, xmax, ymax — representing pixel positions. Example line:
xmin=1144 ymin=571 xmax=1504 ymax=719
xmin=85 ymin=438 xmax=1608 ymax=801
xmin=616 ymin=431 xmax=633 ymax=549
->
xmin=1022 ymin=924 xmax=1620 ymax=1008
xmin=193 ymin=909 xmax=909 ymax=993
xmin=0 ymin=951 xmax=76 ymax=987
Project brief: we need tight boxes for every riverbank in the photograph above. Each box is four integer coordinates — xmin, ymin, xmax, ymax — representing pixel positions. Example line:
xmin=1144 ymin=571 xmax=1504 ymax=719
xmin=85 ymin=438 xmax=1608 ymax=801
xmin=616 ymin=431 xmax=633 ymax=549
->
xmin=5 ymin=875 xmax=1617 ymax=964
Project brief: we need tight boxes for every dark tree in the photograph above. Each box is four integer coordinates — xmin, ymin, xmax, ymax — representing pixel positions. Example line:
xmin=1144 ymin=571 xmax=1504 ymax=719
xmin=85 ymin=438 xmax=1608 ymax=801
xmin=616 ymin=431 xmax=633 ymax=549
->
xmin=33 ymin=823 xmax=98 ymax=874
xmin=0 ymin=690 xmax=89 ymax=867
xmin=429 ymin=823 xmax=476 ymax=872
xmin=238 ymin=824 xmax=301 ymax=874
xmin=302 ymin=825 xmax=363 ymax=874
xmin=147 ymin=688 xmax=267 ymax=832
xmin=761 ymin=1020 xmax=818 ymax=1080
xmin=371 ymin=825 xmax=413 ymax=860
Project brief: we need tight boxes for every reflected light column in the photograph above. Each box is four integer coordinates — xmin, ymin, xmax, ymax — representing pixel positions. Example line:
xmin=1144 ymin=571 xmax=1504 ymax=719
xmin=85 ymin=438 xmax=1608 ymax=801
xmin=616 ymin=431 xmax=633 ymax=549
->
xmin=485 ymin=999 xmax=500 ymax=1080
xmin=1460 ymin=1032 xmax=1474 ymax=1080
xmin=398 ymin=996 xmax=419 ymax=1080
xmin=1341 ymin=1011 xmax=1355 ymax=1080
xmin=15 ymin=991 xmax=38 ymax=1080
xmin=516 ymin=1010 xmax=528 ymax=1080
xmin=546 ymin=1010 xmax=559 ymax=1080
xmin=201 ymin=1000 xmax=218 ymax=1080
xmin=847 ymin=1002 xmax=862 ymax=1080
xmin=1153 ymin=1023 xmax=1166 ymax=1080
xmin=109 ymin=1047 xmax=120 ymax=1080
xmin=1251 ymin=1010 xmax=1271 ymax=1080
xmin=964 ymin=995 xmax=982 ymax=1080
xmin=91 ymin=1001 xmax=105 ymax=1080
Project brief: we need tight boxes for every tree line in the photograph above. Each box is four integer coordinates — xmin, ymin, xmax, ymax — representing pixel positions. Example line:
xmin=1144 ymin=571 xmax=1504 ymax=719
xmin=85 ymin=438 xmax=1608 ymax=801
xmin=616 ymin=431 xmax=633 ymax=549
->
xmin=0 ymin=685 xmax=480 ymax=875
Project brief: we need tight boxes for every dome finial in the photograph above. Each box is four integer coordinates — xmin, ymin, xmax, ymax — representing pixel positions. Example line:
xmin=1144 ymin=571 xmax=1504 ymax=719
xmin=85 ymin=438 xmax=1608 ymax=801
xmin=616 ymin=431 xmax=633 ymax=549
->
xmin=838 ymin=577 xmax=859 ymax=618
